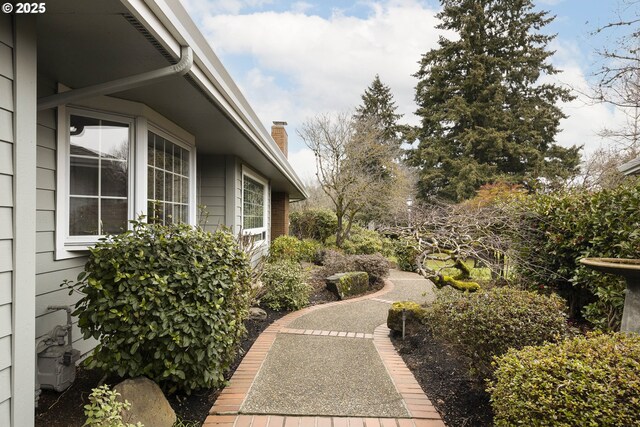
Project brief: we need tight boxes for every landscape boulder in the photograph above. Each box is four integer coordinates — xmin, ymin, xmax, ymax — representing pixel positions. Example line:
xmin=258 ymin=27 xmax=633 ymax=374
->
xmin=326 ymin=271 xmax=369 ymax=299
xmin=114 ymin=377 xmax=176 ymax=427
xmin=248 ymin=307 xmax=268 ymax=321
xmin=387 ymin=301 xmax=426 ymax=336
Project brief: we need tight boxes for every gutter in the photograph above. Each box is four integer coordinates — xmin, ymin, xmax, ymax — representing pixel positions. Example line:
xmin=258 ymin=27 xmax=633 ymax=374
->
xmin=37 ymin=46 xmax=193 ymax=111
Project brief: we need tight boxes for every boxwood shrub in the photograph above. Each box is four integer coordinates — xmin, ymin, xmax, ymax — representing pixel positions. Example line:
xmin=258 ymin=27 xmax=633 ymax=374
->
xmin=261 ymin=259 xmax=310 ymax=311
xmin=488 ymin=332 xmax=640 ymax=426
xmin=68 ymin=220 xmax=251 ymax=393
xmin=321 ymin=252 xmax=390 ymax=285
xmin=423 ymin=287 xmax=569 ymax=378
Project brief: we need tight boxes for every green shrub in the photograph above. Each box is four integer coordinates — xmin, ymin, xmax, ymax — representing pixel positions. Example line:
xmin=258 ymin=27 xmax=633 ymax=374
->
xmin=394 ymin=237 xmax=421 ymax=272
xmin=321 ymin=252 xmax=390 ymax=285
xmin=67 ymin=220 xmax=251 ymax=393
xmin=513 ymin=183 xmax=640 ymax=330
xmin=290 ymin=209 xmax=338 ymax=243
xmin=261 ymin=260 xmax=310 ymax=311
xmin=340 ymin=226 xmax=393 ymax=256
xmin=488 ymin=332 xmax=640 ymax=427
xmin=423 ymin=287 xmax=569 ymax=378
xmin=269 ymin=235 xmax=321 ymax=263
xmin=84 ymin=385 xmax=143 ymax=427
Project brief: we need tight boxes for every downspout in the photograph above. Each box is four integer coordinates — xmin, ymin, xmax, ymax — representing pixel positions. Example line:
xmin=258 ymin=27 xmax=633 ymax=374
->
xmin=37 ymin=46 xmax=193 ymax=110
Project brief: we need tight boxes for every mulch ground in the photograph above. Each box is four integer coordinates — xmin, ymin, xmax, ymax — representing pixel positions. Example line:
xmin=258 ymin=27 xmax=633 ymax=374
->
xmin=35 ymin=307 xmax=287 ymax=427
xmin=391 ymin=330 xmax=493 ymax=427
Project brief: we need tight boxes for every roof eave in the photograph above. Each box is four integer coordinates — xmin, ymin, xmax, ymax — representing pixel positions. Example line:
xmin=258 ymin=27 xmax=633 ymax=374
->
xmin=120 ymin=0 xmax=309 ymax=199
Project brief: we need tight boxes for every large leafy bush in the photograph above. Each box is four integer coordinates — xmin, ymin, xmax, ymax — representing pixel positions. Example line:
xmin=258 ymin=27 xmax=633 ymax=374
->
xmin=69 ymin=220 xmax=251 ymax=393
xmin=290 ymin=209 xmax=338 ymax=243
xmin=261 ymin=259 xmax=310 ymax=311
xmin=514 ymin=182 xmax=640 ymax=330
xmin=488 ymin=332 xmax=640 ymax=427
xmin=423 ymin=287 xmax=568 ymax=378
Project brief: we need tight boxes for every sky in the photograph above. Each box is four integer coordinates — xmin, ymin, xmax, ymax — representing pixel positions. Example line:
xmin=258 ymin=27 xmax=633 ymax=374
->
xmin=183 ymin=0 xmax=631 ymax=183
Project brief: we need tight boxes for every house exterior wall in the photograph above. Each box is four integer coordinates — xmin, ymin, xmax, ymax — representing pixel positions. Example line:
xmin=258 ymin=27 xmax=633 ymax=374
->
xmin=197 ymin=155 xmax=226 ymax=231
xmin=35 ymin=80 xmax=96 ymax=358
xmin=0 ymin=13 xmax=15 ymax=426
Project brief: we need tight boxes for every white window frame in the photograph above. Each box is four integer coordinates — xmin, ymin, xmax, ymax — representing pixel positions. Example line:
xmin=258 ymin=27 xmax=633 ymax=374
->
xmin=56 ymin=101 xmax=196 ymax=259
xmin=241 ymin=166 xmax=269 ymax=243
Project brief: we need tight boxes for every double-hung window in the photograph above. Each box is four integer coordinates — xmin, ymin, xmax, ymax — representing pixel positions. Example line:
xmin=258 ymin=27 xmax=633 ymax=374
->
xmin=57 ymin=105 xmax=195 ymax=257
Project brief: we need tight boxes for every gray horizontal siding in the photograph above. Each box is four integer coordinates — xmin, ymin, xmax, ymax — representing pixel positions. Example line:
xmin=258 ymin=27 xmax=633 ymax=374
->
xmin=197 ymin=155 xmax=226 ymax=231
xmin=34 ymin=99 xmax=93 ymax=361
xmin=0 ymin=15 xmax=12 ymax=419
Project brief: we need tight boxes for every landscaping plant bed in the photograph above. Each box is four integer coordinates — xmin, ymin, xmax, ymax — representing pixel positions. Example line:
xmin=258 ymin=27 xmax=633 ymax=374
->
xmin=391 ymin=330 xmax=493 ymax=427
xmin=35 ymin=307 xmax=287 ymax=427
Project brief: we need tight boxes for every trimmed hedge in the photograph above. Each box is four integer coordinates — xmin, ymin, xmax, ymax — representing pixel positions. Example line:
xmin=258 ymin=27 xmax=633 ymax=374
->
xmin=488 ymin=333 xmax=640 ymax=427
xmin=68 ymin=220 xmax=251 ymax=393
xmin=423 ymin=287 xmax=569 ymax=378
xmin=261 ymin=259 xmax=310 ymax=311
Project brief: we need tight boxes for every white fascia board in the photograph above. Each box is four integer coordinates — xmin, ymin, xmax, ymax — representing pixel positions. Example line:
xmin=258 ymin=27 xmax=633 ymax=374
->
xmin=120 ymin=0 xmax=308 ymax=199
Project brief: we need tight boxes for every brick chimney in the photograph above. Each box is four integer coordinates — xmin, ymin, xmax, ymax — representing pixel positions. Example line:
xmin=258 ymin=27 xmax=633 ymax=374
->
xmin=271 ymin=121 xmax=288 ymax=158
xmin=271 ymin=121 xmax=290 ymax=240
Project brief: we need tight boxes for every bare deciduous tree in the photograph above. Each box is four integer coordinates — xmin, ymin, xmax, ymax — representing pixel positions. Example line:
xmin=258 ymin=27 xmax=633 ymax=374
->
xmin=298 ymin=112 xmax=403 ymax=246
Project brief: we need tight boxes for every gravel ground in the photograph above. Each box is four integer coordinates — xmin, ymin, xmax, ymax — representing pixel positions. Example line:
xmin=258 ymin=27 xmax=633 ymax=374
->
xmin=288 ymin=300 xmax=390 ymax=333
xmin=241 ymin=334 xmax=409 ymax=418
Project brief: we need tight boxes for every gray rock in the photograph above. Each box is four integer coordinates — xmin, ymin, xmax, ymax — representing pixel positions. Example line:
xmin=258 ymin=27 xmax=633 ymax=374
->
xmin=114 ymin=377 xmax=176 ymax=427
xmin=326 ymin=272 xmax=369 ymax=300
xmin=248 ymin=307 xmax=268 ymax=321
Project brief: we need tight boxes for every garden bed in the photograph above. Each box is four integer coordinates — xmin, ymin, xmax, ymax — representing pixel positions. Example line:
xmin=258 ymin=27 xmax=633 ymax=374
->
xmin=391 ymin=329 xmax=493 ymax=427
xmin=35 ymin=308 xmax=287 ymax=427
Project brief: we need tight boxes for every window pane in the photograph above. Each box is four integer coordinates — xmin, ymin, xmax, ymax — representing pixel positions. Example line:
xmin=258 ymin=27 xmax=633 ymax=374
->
xmin=70 ymin=116 xmax=100 ymax=156
xmin=101 ymin=199 xmax=128 ymax=235
xmin=69 ymin=197 xmax=98 ymax=236
xmin=181 ymin=178 xmax=189 ymax=204
xmin=155 ymin=138 xmax=164 ymax=169
xmin=243 ymin=176 xmax=264 ymax=230
xmin=164 ymin=203 xmax=173 ymax=223
xmin=70 ymin=157 xmax=98 ymax=196
xmin=102 ymin=160 xmax=128 ymax=197
xmin=181 ymin=148 xmax=189 ymax=176
xmin=164 ymin=140 xmax=174 ymax=172
xmin=165 ymin=172 xmax=173 ymax=202
xmin=147 ymin=132 xmax=155 ymax=166
xmin=101 ymin=121 xmax=129 ymax=160
xmin=147 ymin=167 xmax=154 ymax=199
xmin=155 ymin=170 xmax=164 ymax=202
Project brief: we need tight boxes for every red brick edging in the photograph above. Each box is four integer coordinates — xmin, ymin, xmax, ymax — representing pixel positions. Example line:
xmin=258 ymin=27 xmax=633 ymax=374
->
xmin=207 ymin=278 xmax=445 ymax=426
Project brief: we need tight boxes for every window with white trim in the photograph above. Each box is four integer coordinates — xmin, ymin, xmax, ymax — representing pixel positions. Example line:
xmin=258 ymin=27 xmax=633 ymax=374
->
xmin=68 ymin=114 xmax=131 ymax=237
xmin=147 ymin=131 xmax=190 ymax=224
xmin=242 ymin=169 xmax=268 ymax=241
xmin=57 ymin=105 xmax=195 ymax=256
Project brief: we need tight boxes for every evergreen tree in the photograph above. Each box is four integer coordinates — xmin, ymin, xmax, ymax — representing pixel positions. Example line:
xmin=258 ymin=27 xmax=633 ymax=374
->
xmin=411 ymin=0 xmax=581 ymax=202
xmin=354 ymin=74 xmax=404 ymax=146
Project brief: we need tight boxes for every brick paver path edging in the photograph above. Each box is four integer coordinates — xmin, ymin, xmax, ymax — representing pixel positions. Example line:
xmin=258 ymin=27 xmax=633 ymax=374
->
xmin=206 ymin=276 xmax=444 ymax=426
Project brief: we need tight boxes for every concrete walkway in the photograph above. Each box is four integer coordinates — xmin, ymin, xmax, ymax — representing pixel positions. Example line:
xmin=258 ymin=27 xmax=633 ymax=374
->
xmin=204 ymin=270 xmax=444 ymax=427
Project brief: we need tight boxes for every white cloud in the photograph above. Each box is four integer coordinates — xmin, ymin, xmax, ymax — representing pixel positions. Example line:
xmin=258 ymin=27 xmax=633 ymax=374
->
xmin=198 ymin=0 xmax=444 ymax=155
xmin=288 ymin=147 xmax=318 ymax=183
xmin=183 ymin=0 xmax=273 ymax=15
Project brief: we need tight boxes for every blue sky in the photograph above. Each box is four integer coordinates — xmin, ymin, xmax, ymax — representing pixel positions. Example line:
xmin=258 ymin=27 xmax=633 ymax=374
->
xmin=184 ymin=0 xmax=629 ymax=182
